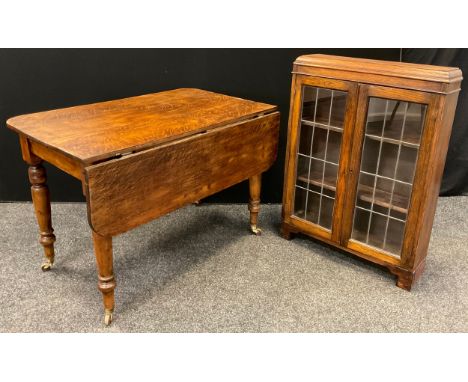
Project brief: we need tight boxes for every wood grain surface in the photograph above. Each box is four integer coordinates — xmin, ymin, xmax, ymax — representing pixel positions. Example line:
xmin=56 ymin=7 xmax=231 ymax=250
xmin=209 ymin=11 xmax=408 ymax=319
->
xmin=85 ymin=112 xmax=280 ymax=236
xmin=7 ymin=88 xmax=277 ymax=164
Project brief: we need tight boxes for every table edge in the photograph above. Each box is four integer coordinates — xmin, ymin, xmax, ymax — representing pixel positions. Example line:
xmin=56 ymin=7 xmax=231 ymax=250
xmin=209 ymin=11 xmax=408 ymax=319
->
xmin=7 ymin=107 xmax=279 ymax=165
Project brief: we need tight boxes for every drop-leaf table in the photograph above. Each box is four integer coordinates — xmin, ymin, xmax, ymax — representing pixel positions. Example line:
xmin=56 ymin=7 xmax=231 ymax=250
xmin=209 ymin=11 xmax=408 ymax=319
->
xmin=7 ymin=88 xmax=280 ymax=325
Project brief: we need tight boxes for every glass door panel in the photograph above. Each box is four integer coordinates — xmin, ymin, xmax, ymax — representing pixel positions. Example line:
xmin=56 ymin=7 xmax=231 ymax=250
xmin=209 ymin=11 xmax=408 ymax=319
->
xmin=351 ymin=97 xmax=427 ymax=257
xmin=293 ymin=86 xmax=347 ymax=230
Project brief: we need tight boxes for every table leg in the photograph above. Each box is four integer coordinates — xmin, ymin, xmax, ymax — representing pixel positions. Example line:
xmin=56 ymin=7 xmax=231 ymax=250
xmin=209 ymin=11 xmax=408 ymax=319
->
xmin=92 ymin=231 xmax=115 ymax=326
xmin=28 ymin=162 xmax=56 ymax=271
xmin=248 ymin=173 xmax=262 ymax=235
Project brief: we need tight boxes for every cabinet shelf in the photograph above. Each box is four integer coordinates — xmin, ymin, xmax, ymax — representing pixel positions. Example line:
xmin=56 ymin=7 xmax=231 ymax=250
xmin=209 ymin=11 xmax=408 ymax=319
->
xmin=297 ymin=170 xmax=409 ymax=214
xmin=357 ymin=184 xmax=409 ymax=214
xmin=301 ymin=117 xmax=344 ymax=133
xmin=297 ymin=167 xmax=337 ymax=193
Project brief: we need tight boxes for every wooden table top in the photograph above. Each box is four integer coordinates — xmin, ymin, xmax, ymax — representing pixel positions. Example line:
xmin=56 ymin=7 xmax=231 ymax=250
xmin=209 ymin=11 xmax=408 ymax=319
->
xmin=7 ymin=88 xmax=277 ymax=164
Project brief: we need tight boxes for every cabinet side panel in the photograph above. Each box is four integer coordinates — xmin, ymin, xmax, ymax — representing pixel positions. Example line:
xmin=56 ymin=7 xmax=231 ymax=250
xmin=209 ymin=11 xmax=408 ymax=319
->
xmin=281 ymin=74 xmax=301 ymax=220
xmin=411 ymin=92 xmax=460 ymax=268
xmin=85 ymin=113 xmax=279 ymax=236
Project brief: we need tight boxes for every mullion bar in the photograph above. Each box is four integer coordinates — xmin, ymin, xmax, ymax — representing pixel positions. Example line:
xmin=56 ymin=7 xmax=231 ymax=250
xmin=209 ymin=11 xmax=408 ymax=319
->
xmin=295 ymin=185 xmax=335 ymax=200
xmin=360 ymin=170 xmax=412 ymax=186
xmin=317 ymin=90 xmax=334 ymax=226
xmin=301 ymin=119 xmax=344 ymax=133
xmin=303 ymin=87 xmax=319 ymax=221
xmin=364 ymin=133 xmax=419 ymax=149
xmin=383 ymin=102 xmax=409 ymax=249
xmin=356 ymin=206 xmax=406 ymax=223
xmin=364 ymin=100 xmax=389 ymax=244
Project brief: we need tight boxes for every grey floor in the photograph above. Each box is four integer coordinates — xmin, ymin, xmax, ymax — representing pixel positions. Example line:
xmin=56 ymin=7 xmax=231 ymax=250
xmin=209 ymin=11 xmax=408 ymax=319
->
xmin=0 ymin=197 xmax=467 ymax=332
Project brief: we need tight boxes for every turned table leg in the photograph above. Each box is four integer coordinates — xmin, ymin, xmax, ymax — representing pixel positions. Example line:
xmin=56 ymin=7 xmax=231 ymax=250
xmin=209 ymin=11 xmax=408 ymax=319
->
xmin=248 ymin=173 xmax=262 ymax=235
xmin=92 ymin=231 xmax=115 ymax=326
xmin=28 ymin=162 xmax=56 ymax=271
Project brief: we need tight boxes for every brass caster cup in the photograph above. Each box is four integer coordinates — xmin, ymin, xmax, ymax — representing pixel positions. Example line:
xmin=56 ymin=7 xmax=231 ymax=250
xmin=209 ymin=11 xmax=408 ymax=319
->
xmin=250 ymin=225 xmax=262 ymax=236
xmin=41 ymin=259 xmax=53 ymax=271
xmin=104 ymin=309 xmax=113 ymax=326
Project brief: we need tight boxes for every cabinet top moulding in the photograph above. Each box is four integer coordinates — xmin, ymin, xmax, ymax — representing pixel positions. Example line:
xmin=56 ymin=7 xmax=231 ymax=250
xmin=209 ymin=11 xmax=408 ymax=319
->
xmin=293 ymin=54 xmax=463 ymax=94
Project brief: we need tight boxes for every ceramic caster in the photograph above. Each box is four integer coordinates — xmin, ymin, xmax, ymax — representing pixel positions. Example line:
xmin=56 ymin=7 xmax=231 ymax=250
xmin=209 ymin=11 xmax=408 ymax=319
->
xmin=104 ymin=309 xmax=113 ymax=326
xmin=250 ymin=224 xmax=262 ymax=236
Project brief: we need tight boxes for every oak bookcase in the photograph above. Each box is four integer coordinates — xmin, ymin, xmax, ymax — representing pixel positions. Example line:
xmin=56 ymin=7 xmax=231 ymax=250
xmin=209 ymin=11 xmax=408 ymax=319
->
xmin=281 ymin=54 xmax=462 ymax=290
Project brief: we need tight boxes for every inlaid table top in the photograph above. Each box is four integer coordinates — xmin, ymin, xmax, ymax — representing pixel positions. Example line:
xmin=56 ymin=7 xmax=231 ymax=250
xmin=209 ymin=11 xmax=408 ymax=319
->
xmin=7 ymin=88 xmax=277 ymax=164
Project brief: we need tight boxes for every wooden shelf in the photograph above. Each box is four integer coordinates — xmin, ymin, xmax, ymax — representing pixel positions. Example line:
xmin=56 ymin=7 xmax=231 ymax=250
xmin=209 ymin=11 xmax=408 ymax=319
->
xmin=357 ymin=184 xmax=409 ymax=214
xmin=366 ymin=120 xmax=421 ymax=148
xmin=297 ymin=169 xmax=409 ymax=214
xmin=297 ymin=169 xmax=337 ymax=193
xmin=301 ymin=117 xmax=344 ymax=133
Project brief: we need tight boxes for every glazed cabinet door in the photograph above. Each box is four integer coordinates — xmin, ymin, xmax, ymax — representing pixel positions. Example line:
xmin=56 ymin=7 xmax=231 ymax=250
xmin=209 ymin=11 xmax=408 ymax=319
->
xmin=343 ymin=85 xmax=439 ymax=264
xmin=283 ymin=76 xmax=358 ymax=241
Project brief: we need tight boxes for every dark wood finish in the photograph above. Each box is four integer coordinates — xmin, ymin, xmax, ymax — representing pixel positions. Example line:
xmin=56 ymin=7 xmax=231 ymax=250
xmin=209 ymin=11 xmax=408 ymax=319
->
xmin=282 ymin=54 xmax=462 ymax=290
xmin=7 ymin=88 xmax=279 ymax=325
xmin=84 ymin=113 xmax=279 ymax=236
